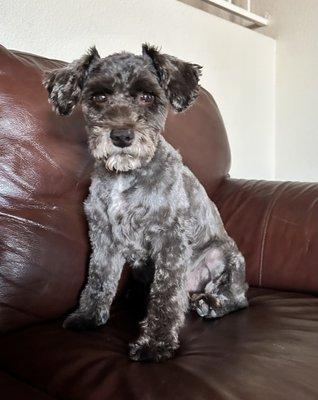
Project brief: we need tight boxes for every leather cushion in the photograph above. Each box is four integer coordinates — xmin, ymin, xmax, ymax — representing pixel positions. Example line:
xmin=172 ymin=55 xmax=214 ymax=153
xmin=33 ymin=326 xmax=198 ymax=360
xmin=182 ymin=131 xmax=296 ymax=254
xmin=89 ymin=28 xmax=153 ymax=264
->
xmin=0 ymin=44 xmax=230 ymax=332
xmin=1 ymin=288 xmax=317 ymax=400
xmin=0 ymin=44 xmax=92 ymax=333
xmin=214 ymin=179 xmax=318 ymax=293
xmin=0 ymin=371 xmax=55 ymax=400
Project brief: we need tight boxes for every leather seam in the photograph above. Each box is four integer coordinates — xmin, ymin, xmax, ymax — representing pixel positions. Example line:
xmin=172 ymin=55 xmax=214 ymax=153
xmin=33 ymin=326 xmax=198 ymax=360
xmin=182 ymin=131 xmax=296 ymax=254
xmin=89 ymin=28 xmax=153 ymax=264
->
xmin=258 ymin=182 xmax=289 ymax=286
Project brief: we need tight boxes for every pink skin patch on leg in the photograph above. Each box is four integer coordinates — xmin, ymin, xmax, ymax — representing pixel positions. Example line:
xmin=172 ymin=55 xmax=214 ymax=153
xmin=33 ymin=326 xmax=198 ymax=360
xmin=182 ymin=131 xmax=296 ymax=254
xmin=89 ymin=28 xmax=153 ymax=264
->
xmin=186 ymin=248 xmax=225 ymax=293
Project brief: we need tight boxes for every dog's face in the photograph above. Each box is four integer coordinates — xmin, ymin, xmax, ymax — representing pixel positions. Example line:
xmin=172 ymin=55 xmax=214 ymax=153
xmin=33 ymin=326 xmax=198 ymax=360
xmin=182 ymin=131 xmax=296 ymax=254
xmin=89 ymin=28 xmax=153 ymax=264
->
xmin=44 ymin=45 xmax=201 ymax=172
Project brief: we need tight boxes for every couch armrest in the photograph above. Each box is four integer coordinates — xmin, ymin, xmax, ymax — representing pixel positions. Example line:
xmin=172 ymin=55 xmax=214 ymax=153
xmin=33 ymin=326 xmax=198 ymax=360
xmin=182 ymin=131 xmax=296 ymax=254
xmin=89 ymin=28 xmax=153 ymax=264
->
xmin=213 ymin=178 xmax=318 ymax=294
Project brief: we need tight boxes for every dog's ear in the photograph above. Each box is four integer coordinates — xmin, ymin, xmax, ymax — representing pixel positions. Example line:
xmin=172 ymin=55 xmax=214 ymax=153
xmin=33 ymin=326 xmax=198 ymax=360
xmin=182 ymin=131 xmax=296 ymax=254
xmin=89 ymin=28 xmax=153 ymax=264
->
xmin=142 ymin=44 xmax=202 ymax=113
xmin=43 ymin=46 xmax=100 ymax=116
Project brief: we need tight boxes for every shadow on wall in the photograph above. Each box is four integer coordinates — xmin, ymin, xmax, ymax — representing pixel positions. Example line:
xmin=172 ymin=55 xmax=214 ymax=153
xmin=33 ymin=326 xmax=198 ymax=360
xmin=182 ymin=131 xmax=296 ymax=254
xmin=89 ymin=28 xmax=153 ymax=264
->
xmin=178 ymin=0 xmax=257 ymax=28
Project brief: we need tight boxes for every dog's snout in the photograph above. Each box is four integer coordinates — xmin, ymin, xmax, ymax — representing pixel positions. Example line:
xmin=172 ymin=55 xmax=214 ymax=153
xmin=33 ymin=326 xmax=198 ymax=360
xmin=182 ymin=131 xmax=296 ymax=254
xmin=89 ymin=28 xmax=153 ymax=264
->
xmin=110 ymin=129 xmax=135 ymax=148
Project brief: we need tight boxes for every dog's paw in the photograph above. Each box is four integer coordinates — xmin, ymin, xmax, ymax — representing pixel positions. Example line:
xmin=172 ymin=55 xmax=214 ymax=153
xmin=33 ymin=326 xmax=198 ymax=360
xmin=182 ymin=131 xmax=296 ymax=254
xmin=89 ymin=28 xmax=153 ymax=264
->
xmin=63 ymin=310 xmax=108 ymax=331
xmin=190 ymin=293 xmax=222 ymax=318
xmin=129 ymin=338 xmax=178 ymax=362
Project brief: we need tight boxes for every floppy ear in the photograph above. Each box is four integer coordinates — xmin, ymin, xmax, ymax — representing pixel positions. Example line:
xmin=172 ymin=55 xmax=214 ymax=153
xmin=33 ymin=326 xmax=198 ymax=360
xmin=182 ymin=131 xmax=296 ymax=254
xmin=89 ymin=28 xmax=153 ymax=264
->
xmin=43 ymin=46 xmax=100 ymax=116
xmin=142 ymin=44 xmax=202 ymax=113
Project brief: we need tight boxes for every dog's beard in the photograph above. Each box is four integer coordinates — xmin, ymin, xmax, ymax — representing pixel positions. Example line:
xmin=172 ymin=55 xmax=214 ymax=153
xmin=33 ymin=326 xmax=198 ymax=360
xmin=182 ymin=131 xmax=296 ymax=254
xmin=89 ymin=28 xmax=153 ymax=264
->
xmin=88 ymin=127 xmax=158 ymax=172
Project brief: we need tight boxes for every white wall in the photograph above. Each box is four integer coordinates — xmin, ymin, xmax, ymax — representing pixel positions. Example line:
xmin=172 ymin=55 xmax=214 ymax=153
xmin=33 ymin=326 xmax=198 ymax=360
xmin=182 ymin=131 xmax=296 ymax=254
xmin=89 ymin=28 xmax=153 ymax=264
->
xmin=254 ymin=0 xmax=318 ymax=182
xmin=1 ymin=0 xmax=276 ymax=180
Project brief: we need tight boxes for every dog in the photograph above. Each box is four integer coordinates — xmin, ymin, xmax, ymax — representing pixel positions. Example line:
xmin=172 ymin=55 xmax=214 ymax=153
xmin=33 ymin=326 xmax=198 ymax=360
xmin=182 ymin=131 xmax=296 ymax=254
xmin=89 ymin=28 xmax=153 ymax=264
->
xmin=43 ymin=44 xmax=248 ymax=362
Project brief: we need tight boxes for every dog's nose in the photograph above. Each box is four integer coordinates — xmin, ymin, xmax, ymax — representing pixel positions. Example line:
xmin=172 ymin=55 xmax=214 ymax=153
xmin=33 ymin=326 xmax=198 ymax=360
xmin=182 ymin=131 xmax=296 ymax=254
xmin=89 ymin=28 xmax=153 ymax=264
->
xmin=110 ymin=129 xmax=135 ymax=148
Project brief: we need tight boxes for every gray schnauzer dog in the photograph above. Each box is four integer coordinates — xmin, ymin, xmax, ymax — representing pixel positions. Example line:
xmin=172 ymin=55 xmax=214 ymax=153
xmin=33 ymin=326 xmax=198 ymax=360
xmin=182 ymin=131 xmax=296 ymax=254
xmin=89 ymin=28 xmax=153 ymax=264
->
xmin=43 ymin=44 xmax=248 ymax=362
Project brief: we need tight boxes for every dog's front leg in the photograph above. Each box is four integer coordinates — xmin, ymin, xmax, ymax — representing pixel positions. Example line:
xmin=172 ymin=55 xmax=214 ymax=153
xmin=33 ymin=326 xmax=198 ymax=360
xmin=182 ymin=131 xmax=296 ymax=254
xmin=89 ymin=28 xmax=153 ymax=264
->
xmin=63 ymin=231 xmax=124 ymax=331
xmin=129 ymin=235 xmax=190 ymax=362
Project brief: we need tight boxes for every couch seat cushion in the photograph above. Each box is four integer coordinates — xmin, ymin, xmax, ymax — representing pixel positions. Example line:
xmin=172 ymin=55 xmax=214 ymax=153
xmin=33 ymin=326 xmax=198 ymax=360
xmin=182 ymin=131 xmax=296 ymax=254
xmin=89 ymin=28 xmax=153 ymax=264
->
xmin=0 ymin=371 xmax=55 ymax=399
xmin=0 ymin=288 xmax=318 ymax=400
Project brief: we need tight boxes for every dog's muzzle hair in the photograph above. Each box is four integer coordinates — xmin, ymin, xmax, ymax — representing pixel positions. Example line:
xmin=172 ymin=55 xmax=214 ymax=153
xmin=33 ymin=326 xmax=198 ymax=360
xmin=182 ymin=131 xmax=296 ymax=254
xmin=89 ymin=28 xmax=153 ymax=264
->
xmin=88 ymin=124 xmax=159 ymax=172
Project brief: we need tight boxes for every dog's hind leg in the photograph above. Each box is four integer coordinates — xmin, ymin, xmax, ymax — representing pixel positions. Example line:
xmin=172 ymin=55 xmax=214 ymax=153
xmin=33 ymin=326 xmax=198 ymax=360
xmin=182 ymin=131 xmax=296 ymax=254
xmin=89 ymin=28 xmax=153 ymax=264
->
xmin=189 ymin=241 xmax=248 ymax=319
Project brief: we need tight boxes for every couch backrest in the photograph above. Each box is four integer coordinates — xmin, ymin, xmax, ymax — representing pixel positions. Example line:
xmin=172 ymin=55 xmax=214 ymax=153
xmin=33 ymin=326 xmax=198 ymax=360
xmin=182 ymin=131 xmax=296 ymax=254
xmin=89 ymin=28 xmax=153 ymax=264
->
xmin=0 ymin=44 xmax=230 ymax=332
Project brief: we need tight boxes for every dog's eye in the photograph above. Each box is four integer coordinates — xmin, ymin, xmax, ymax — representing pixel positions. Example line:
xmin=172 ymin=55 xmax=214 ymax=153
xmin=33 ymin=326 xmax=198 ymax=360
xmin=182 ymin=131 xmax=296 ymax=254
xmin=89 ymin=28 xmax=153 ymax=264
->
xmin=92 ymin=94 xmax=108 ymax=103
xmin=137 ymin=93 xmax=154 ymax=105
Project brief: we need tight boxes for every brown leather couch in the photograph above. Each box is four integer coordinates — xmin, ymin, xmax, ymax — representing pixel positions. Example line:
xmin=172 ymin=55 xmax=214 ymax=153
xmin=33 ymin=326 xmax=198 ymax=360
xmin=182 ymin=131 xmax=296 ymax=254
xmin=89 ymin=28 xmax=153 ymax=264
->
xmin=0 ymin=44 xmax=317 ymax=400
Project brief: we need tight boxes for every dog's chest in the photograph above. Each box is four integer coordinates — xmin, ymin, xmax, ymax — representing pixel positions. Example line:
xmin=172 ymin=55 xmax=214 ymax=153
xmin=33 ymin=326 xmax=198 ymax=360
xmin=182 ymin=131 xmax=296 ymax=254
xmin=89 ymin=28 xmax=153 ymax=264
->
xmin=107 ymin=175 xmax=130 ymax=223
xmin=106 ymin=175 xmax=148 ymax=239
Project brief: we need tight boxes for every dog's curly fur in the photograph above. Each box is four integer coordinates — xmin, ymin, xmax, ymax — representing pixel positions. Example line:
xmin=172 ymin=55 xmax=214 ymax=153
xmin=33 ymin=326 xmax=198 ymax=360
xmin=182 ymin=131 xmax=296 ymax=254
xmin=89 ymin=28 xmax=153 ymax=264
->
xmin=43 ymin=44 xmax=248 ymax=362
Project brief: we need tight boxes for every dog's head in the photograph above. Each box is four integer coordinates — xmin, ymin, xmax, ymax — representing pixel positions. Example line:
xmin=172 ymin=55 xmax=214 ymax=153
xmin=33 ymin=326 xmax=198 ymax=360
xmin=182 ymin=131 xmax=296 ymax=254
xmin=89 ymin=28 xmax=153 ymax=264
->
xmin=43 ymin=45 xmax=201 ymax=172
